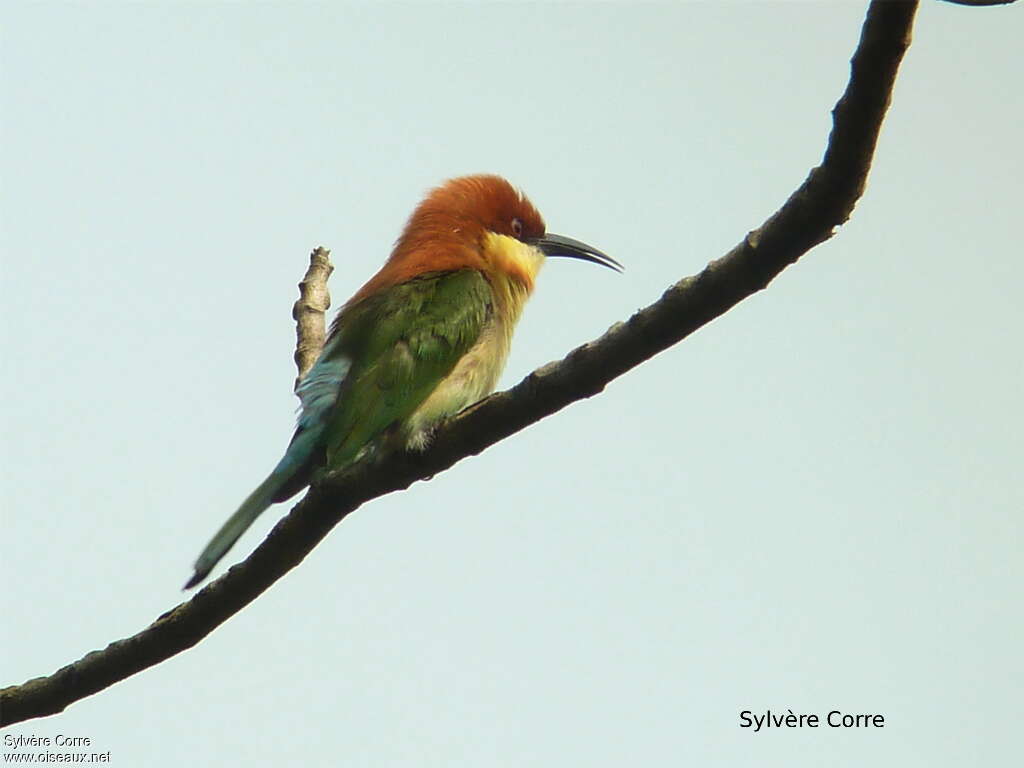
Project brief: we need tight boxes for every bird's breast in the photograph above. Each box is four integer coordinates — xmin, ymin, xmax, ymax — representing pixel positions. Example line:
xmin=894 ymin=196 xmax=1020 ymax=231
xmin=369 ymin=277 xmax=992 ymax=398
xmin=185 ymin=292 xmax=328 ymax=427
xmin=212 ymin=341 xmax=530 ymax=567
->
xmin=403 ymin=274 xmax=531 ymax=449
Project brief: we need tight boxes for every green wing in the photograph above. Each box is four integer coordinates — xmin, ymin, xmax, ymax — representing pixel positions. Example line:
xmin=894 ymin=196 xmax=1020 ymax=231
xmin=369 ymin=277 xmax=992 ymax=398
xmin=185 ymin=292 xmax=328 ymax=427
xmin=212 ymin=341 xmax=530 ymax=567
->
xmin=324 ymin=269 xmax=491 ymax=465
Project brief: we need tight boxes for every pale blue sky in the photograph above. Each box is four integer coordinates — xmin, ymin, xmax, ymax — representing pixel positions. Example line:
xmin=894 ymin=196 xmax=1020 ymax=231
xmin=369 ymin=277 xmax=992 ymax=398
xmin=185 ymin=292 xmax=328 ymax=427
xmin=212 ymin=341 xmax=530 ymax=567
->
xmin=2 ymin=2 xmax=1021 ymax=766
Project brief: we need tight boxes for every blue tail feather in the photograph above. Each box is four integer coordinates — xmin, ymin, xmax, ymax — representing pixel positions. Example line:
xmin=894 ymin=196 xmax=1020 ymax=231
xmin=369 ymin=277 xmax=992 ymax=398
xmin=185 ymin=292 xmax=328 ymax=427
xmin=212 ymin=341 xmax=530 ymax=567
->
xmin=184 ymin=345 xmax=350 ymax=589
xmin=183 ymin=426 xmax=322 ymax=589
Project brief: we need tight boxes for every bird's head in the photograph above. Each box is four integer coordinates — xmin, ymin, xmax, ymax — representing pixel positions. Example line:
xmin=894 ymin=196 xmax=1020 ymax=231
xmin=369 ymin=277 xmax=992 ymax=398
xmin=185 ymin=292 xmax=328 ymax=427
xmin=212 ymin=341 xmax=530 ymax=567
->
xmin=347 ymin=175 xmax=619 ymax=307
xmin=394 ymin=175 xmax=620 ymax=288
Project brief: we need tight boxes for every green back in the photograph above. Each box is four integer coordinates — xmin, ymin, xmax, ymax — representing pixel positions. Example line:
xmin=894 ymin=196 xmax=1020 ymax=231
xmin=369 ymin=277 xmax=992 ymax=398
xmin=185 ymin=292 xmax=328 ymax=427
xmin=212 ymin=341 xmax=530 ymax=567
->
xmin=324 ymin=269 xmax=491 ymax=465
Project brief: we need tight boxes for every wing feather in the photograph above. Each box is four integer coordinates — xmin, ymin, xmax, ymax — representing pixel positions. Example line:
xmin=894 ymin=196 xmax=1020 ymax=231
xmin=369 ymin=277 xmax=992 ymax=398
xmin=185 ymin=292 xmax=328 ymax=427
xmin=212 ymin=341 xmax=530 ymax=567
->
xmin=321 ymin=269 xmax=491 ymax=465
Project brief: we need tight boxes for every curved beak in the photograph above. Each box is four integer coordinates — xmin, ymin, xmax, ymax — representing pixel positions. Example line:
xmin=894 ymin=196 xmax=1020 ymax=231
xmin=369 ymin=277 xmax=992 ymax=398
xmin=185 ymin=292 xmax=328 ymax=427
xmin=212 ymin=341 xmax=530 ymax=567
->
xmin=528 ymin=233 xmax=623 ymax=273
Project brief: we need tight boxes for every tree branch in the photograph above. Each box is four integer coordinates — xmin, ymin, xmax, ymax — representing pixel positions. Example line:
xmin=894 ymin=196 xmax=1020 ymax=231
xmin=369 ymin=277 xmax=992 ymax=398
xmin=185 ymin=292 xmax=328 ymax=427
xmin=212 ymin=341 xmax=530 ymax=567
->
xmin=291 ymin=246 xmax=334 ymax=392
xmin=938 ymin=1 xmax=1016 ymax=7
xmin=1 ymin=0 xmax=919 ymax=728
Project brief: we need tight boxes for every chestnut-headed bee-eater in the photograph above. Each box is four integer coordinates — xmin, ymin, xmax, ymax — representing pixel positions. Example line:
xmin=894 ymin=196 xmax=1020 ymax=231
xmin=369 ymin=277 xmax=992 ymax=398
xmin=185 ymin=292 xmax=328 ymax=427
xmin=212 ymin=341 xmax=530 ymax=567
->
xmin=185 ymin=174 xmax=621 ymax=588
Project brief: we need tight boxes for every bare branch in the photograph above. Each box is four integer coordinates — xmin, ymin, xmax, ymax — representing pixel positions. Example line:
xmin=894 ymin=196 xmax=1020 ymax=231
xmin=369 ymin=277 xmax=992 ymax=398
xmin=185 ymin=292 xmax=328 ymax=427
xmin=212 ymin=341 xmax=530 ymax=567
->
xmin=292 ymin=246 xmax=334 ymax=391
xmin=938 ymin=1 xmax=1016 ymax=7
xmin=0 ymin=0 xmax=919 ymax=728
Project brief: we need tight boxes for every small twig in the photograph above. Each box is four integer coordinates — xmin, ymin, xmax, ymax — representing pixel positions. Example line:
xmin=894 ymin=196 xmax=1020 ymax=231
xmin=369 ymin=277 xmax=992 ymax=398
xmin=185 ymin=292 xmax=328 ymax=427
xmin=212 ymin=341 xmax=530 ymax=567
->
xmin=292 ymin=246 xmax=334 ymax=391
xmin=938 ymin=1 xmax=1016 ymax=7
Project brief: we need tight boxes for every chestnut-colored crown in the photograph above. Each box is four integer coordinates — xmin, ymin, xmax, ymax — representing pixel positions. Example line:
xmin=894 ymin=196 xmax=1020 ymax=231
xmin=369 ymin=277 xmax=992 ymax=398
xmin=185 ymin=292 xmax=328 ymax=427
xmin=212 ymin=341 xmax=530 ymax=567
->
xmin=400 ymin=175 xmax=546 ymax=246
xmin=346 ymin=175 xmax=546 ymax=307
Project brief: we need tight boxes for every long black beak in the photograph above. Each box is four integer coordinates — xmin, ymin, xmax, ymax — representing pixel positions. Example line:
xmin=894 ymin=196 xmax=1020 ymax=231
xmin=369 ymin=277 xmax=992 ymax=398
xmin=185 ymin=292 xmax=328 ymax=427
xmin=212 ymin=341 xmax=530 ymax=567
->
xmin=528 ymin=233 xmax=623 ymax=273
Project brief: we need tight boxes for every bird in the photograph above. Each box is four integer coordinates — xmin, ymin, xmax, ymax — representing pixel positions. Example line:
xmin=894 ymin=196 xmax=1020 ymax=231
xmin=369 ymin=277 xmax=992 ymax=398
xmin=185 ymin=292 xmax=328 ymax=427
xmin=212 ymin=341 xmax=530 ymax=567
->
xmin=184 ymin=174 xmax=621 ymax=589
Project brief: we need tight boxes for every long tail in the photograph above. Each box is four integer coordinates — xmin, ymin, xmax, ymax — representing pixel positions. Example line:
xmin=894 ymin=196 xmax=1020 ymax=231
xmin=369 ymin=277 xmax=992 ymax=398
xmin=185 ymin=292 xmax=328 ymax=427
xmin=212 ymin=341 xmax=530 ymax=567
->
xmin=183 ymin=429 xmax=321 ymax=589
xmin=186 ymin=340 xmax=349 ymax=589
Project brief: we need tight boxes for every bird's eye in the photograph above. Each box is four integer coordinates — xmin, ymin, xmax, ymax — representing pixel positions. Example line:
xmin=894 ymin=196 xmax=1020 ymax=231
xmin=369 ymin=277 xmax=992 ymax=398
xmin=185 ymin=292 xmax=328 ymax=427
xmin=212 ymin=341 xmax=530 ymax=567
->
xmin=510 ymin=217 xmax=523 ymax=238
